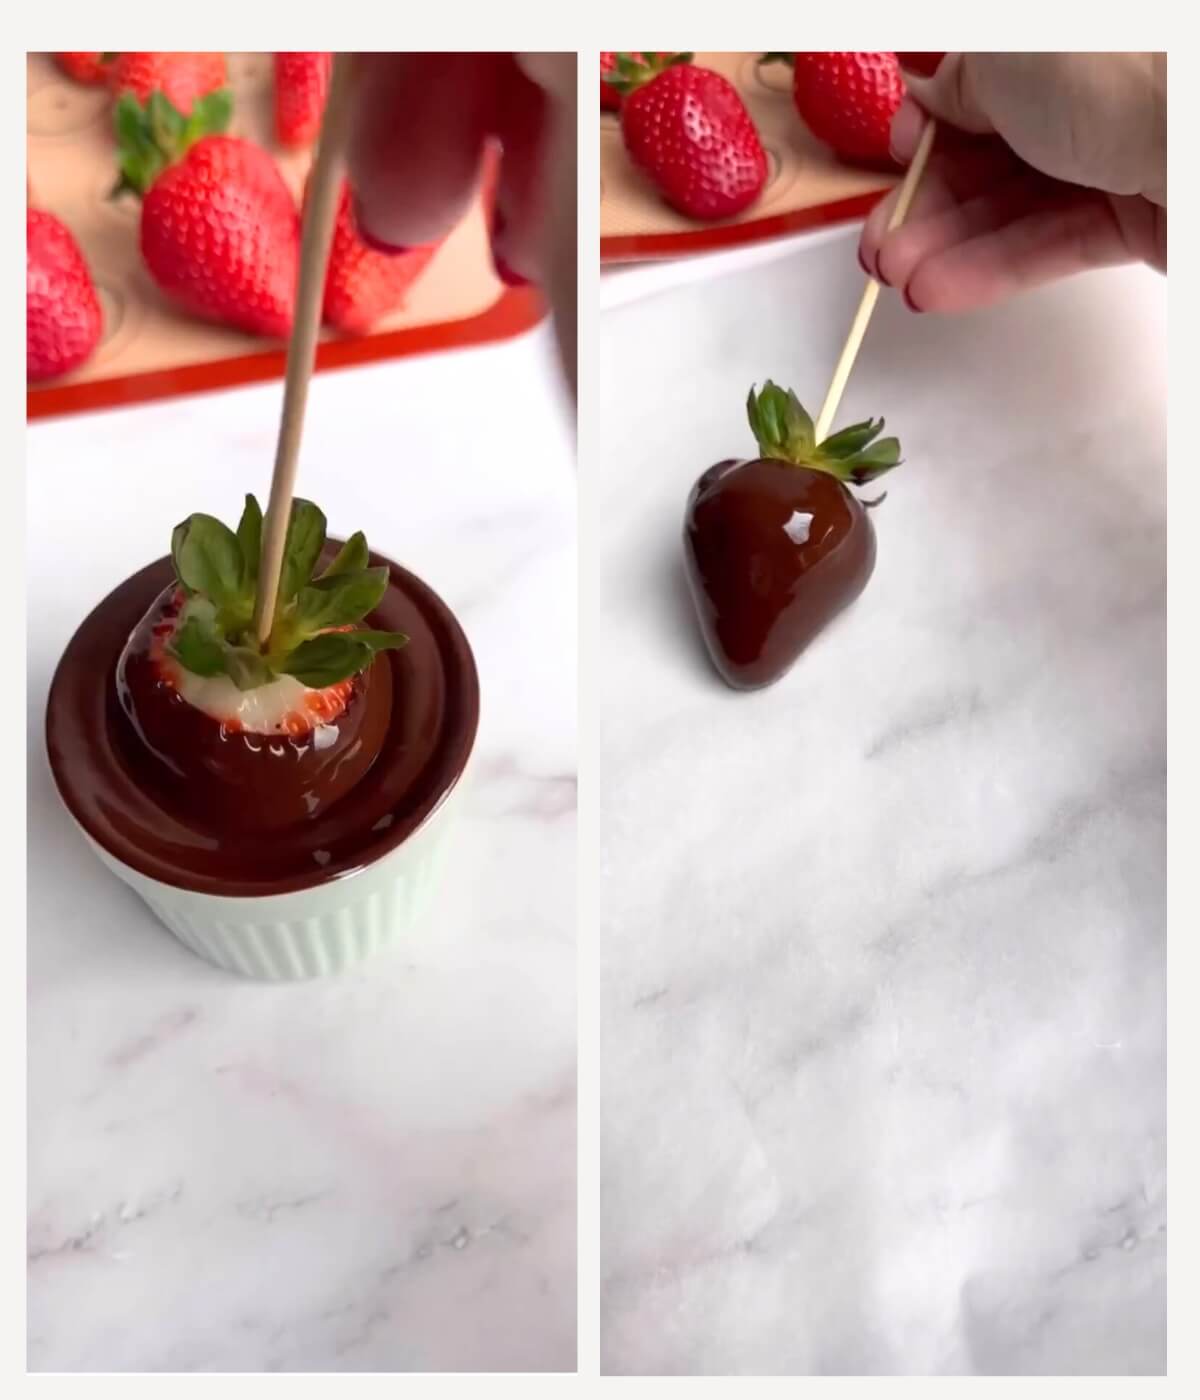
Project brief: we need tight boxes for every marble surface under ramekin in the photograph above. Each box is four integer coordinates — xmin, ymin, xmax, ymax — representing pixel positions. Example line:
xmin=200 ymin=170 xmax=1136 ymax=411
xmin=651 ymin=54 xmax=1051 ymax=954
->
xmin=597 ymin=234 xmax=1166 ymax=1376
xmin=27 ymin=327 xmax=576 ymax=1372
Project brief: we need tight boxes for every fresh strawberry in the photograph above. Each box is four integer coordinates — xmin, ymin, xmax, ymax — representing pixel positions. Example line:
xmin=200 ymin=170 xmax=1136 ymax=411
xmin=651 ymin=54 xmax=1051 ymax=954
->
xmin=684 ymin=383 xmax=902 ymax=689
xmin=109 ymin=52 xmax=228 ymax=114
xmin=766 ymin=52 xmax=905 ymax=166
xmin=321 ymin=179 xmax=439 ymax=333
xmin=600 ymin=53 xmax=621 ymax=110
xmin=55 ymin=52 xmax=114 ymax=85
xmin=611 ymin=53 xmax=767 ymax=221
xmin=27 ymin=208 xmax=103 ymax=382
xmin=600 ymin=52 xmax=668 ymax=110
xmin=274 ymin=52 xmax=332 ymax=147
xmin=114 ymin=90 xmax=299 ymax=338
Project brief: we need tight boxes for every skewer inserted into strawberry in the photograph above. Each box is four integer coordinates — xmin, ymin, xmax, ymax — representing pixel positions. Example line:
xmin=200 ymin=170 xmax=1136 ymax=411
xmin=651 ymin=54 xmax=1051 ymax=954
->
xmin=683 ymin=382 xmax=902 ymax=690
xmin=609 ymin=52 xmax=768 ymax=221
xmin=117 ymin=496 xmax=407 ymax=829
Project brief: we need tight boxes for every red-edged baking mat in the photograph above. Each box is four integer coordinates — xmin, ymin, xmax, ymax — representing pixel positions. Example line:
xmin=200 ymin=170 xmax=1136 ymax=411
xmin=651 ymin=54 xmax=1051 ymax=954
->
xmin=600 ymin=52 xmax=897 ymax=263
xmin=27 ymin=52 xmax=545 ymax=419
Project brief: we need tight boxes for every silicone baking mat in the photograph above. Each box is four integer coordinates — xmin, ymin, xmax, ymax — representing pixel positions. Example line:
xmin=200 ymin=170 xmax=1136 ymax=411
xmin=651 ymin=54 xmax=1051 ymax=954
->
xmin=27 ymin=52 xmax=543 ymax=419
xmin=601 ymin=52 xmax=897 ymax=262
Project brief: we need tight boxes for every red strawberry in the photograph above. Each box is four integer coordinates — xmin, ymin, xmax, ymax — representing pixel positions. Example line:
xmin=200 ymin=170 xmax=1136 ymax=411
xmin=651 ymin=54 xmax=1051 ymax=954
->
xmin=55 ymin=52 xmax=114 ymax=85
xmin=769 ymin=52 xmax=905 ymax=166
xmin=613 ymin=54 xmax=767 ymax=221
xmin=600 ymin=53 xmax=621 ymax=110
xmin=27 ymin=208 xmax=103 ymax=382
xmin=601 ymin=51 xmax=671 ymax=110
xmin=114 ymin=91 xmax=299 ymax=339
xmin=275 ymin=52 xmax=332 ymax=147
xmin=321 ymin=180 xmax=439 ymax=334
xmin=110 ymin=52 xmax=227 ymax=114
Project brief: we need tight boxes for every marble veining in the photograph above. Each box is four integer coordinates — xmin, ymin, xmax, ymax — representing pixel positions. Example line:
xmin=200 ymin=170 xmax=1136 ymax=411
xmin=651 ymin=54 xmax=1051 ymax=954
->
xmin=27 ymin=329 xmax=577 ymax=1373
xmin=598 ymin=237 xmax=1165 ymax=1376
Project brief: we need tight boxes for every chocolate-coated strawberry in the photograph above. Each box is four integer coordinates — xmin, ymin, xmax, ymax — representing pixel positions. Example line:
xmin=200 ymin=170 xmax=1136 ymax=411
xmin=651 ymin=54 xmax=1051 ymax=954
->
xmin=684 ymin=382 xmax=902 ymax=689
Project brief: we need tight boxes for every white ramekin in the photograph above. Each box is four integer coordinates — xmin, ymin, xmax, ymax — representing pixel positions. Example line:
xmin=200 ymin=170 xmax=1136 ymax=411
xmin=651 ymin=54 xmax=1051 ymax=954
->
xmin=77 ymin=777 xmax=466 ymax=981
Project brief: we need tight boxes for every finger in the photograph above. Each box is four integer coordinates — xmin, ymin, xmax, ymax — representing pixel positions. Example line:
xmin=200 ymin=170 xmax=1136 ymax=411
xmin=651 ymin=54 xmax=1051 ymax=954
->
xmin=346 ymin=53 xmax=499 ymax=249
xmin=900 ymin=53 xmax=997 ymax=138
xmin=878 ymin=175 xmax=1055 ymax=291
xmin=490 ymin=56 xmax=548 ymax=286
xmin=860 ymin=138 xmax=1022 ymax=275
xmin=904 ymin=187 xmax=1134 ymax=313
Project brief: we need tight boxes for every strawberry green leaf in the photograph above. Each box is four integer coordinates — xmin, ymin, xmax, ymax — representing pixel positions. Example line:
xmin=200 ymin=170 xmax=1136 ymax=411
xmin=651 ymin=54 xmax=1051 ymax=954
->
xmin=352 ymin=629 xmax=409 ymax=656
xmin=747 ymin=381 xmax=816 ymax=462
xmin=223 ymin=644 xmax=275 ymax=691
xmin=174 ymin=513 xmax=245 ymax=608
xmin=292 ymin=566 xmax=389 ymax=633
xmin=317 ymin=531 xmax=369 ymax=580
xmin=845 ymin=437 xmax=903 ymax=484
xmin=818 ymin=418 xmax=885 ymax=459
xmin=236 ymin=494 xmax=263 ymax=587
xmin=171 ymin=521 xmax=192 ymax=596
xmin=277 ymin=499 xmax=327 ymax=610
xmin=278 ymin=633 xmax=374 ymax=688
xmin=170 ymin=614 xmax=227 ymax=678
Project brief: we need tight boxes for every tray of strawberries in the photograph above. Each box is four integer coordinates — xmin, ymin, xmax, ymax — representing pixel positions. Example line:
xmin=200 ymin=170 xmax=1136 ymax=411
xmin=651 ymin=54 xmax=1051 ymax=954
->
xmin=600 ymin=51 xmax=921 ymax=262
xmin=27 ymin=52 xmax=543 ymax=418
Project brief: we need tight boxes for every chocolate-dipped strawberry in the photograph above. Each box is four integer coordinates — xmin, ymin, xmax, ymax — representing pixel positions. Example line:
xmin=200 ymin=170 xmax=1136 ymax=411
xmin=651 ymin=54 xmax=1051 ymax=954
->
xmin=116 ymin=495 xmax=408 ymax=829
xmin=683 ymin=381 xmax=902 ymax=690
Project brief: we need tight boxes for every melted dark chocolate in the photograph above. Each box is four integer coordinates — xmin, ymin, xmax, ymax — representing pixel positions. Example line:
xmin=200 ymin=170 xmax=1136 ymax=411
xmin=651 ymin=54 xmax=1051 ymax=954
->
xmin=46 ymin=548 xmax=479 ymax=897
xmin=683 ymin=458 xmax=876 ymax=689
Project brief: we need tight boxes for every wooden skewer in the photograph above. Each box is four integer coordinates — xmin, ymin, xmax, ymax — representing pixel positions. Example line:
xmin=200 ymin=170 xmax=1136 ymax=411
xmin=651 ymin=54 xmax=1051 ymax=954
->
xmin=813 ymin=118 xmax=937 ymax=444
xmin=253 ymin=53 xmax=355 ymax=646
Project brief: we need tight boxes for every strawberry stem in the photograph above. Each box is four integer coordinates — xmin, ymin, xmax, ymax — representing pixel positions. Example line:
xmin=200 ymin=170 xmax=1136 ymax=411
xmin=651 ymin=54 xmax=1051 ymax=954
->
xmin=746 ymin=381 xmax=903 ymax=487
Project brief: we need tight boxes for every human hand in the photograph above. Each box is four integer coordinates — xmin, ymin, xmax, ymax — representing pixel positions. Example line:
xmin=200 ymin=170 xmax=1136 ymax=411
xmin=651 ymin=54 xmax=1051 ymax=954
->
xmin=859 ymin=53 xmax=1166 ymax=313
xmin=345 ymin=53 xmax=577 ymax=397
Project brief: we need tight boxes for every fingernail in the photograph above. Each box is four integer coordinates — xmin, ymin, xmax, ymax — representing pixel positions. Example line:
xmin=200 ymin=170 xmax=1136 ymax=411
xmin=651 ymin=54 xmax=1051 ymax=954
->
xmin=352 ymin=195 xmax=411 ymax=255
xmin=889 ymin=97 xmax=925 ymax=164
xmin=857 ymin=245 xmax=872 ymax=276
xmin=897 ymin=52 xmax=945 ymax=78
xmin=493 ymin=253 xmax=530 ymax=288
xmin=902 ymin=284 xmax=924 ymax=313
xmin=489 ymin=206 xmax=532 ymax=288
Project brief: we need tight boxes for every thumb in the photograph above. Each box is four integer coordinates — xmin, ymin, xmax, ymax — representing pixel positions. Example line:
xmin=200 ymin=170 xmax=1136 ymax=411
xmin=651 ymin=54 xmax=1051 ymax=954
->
xmin=898 ymin=52 xmax=996 ymax=140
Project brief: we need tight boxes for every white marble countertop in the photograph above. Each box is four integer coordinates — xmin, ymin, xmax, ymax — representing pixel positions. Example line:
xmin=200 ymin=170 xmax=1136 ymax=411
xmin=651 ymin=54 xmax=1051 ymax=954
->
xmin=26 ymin=328 xmax=576 ymax=1372
xmin=597 ymin=232 xmax=1166 ymax=1376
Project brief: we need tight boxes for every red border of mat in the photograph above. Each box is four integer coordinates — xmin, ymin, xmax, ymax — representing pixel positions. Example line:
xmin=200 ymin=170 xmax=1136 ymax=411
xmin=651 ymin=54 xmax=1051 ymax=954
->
xmin=28 ymin=286 xmax=546 ymax=420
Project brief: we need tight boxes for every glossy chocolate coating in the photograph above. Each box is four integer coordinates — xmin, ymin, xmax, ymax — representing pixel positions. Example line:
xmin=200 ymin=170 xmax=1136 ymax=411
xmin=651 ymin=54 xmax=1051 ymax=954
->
xmin=46 ymin=547 xmax=479 ymax=898
xmin=115 ymin=586 xmax=393 ymax=832
xmin=683 ymin=457 xmax=876 ymax=689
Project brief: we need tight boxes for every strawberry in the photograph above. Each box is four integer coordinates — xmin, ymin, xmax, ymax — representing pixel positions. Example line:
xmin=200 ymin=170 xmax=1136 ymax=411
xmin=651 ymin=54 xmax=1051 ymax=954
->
xmin=114 ymin=90 xmax=299 ymax=338
xmin=765 ymin=52 xmax=905 ymax=166
xmin=684 ymin=383 xmax=902 ymax=689
xmin=27 ymin=208 xmax=103 ymax=382
xmin=600 ymin=53 xmax=621 ymax=110
xmin=611 ymin=53 xmax=767 ymax=221
xmin=55 ymin=52 xmax=114 ymax=85
xmin=321 ymin=179 xmax=439 ymax=333
xmin=275 ymin=52 xmax=332 ymax=147
xmin=600 ymin=52 xmax=668 ymax=110
xmin=109 ymin=52 xmax=228 ymax=115
xmin=117 ymin=496 xmax=408 ymax=829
